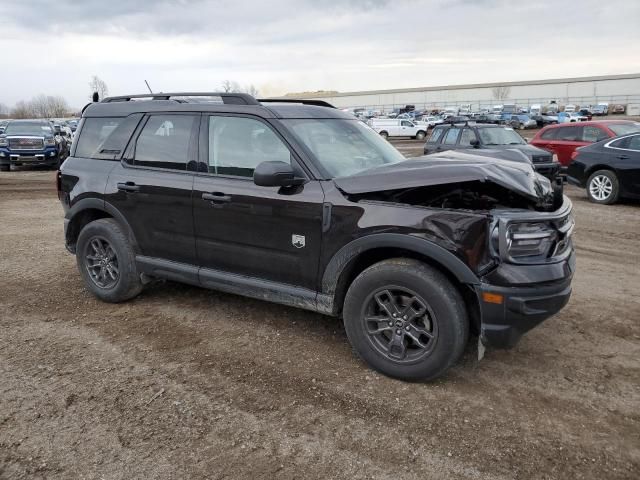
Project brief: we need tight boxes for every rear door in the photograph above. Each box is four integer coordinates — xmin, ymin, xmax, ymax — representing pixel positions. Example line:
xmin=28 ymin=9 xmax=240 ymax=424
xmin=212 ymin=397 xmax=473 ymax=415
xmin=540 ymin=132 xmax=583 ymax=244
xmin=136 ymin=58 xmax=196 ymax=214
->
xmin=547 ymin=126 xmax=585 ymax=165
xmin=105 ymin=113 xmax=199 ymax=264
xmin=457 ymin=127 xmax=478 ymax=151
xmin=192 ymin=114 xmax=324 ymax=291
xmin=437 ymin=127 xmax=461 ymax=152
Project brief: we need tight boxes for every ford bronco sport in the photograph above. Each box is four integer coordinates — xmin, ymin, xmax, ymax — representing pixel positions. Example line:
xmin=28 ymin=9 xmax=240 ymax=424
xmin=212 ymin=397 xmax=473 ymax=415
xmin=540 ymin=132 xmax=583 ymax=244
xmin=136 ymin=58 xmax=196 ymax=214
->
xmin=58 ymin=92 xmax=575 ymax=381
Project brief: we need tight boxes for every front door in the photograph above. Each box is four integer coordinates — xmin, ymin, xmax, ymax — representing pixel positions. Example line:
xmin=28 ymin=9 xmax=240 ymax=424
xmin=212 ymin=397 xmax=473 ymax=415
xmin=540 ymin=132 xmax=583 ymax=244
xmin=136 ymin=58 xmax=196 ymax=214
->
xmin=192 ymin=114 xmax=324 ymax=291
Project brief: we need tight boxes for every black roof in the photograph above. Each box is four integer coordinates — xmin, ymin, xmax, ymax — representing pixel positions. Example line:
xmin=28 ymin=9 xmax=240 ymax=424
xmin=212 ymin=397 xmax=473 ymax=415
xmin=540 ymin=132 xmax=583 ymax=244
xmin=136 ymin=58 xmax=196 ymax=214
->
xmin=82 ymin=92 xmax=351 ymax=120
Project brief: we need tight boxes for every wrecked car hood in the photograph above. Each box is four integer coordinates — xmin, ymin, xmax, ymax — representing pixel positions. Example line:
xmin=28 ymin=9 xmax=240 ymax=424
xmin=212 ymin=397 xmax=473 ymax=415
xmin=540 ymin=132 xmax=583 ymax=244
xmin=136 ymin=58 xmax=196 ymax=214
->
xmin=334 ymin=151 xmax=553 ymax=203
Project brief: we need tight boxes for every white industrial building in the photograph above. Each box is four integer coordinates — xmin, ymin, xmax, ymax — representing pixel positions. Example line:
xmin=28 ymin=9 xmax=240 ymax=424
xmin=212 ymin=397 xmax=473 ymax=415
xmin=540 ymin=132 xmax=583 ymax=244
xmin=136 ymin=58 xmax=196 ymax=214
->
xmin=293 ymin=73 xmax=640 ymax=114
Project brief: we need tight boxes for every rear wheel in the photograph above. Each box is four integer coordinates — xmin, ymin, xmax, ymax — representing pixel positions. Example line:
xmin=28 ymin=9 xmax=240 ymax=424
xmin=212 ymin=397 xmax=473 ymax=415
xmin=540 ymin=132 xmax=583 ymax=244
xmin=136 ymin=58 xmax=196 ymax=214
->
xmin=76 ymin=218 xmax=143 ymax=303
xmin=415 ymin=130 xmax=426 ymax=140
xmin=587 ymin=170 xmax=619 ymax=205
xmin=343 ymin=258 xmax=468 ymax=381
xmin=519 ymin=123 xmax=525 ymax=130
xmin=379 ymin=131 xmax=389 ymax=140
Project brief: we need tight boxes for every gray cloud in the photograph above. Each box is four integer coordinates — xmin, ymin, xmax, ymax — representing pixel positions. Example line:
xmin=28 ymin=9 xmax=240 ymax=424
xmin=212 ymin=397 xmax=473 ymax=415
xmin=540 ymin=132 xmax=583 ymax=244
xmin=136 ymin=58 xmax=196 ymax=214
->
xmin=0 ymin=0 xmax=638 ymax=108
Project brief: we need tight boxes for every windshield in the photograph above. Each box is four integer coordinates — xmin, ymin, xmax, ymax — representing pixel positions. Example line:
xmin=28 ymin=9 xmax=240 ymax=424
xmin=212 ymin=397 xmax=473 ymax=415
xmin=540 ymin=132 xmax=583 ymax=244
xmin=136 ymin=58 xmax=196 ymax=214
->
xmin=478 ymin=127 xmax=526 ymax=145
xmin=608 ymin=123 xmax=640 ymax=136
xmin=4 ymin=122 xmax=52 ymax=136
xmin=282 ymin=119 xmax=405 ymax=177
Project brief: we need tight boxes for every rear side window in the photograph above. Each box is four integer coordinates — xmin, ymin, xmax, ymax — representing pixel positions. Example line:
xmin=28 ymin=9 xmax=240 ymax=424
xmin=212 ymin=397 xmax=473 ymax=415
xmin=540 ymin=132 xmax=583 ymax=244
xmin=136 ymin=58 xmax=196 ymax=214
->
xmin=133 ymin=115 xmax=198 ymax=170
xmin=443 ymin=128 xmax=460 ymax=145
xmin=75 ymin=117 xmax=141 ymax=159
xmin=428 ymin=126 xmax=446 ymax=143
xmin=540 ymin=128 xmax=557 ymax=140
xmin=555 ymin=126 xmax=583 ymax=141
xmin=582 ymin=126 xmax=608 ymax=143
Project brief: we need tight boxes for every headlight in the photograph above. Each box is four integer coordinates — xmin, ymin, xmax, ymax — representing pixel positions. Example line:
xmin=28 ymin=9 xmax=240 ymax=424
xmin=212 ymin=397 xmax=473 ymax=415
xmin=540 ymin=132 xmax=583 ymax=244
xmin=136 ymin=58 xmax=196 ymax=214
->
xmin=44 ymin=137 xmax=56 ymax=146
xmin=507 ymin=222 xmax=557 ymax=259
xmin=0 ymin=137 xmax=7 ymax=147
xmin=552 ymin=153 xmax=559 ymax=163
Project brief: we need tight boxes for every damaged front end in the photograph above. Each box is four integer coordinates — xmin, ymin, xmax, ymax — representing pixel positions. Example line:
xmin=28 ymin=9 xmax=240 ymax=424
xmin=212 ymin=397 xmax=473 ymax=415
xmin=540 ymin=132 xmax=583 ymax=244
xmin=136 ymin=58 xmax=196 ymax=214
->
xmin=333 ymin=152 xmax=575 ymax=351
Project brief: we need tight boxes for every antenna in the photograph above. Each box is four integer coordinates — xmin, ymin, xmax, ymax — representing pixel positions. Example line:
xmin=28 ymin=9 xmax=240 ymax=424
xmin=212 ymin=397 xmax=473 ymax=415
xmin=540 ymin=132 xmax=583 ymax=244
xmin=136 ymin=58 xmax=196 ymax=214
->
xmin=144 ymin=80 xmax=153 ymax=94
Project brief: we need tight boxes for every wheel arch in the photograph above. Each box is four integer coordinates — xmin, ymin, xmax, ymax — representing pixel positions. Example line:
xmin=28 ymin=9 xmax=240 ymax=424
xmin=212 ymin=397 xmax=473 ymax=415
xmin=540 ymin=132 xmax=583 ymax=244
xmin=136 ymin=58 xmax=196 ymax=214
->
xmin=585 ymin=164 xmax=618 ymax=179
xmin=322 ymin=234 xmax=481 ymax=333
xmin=65 ymin=199 xmax=139 ymax=254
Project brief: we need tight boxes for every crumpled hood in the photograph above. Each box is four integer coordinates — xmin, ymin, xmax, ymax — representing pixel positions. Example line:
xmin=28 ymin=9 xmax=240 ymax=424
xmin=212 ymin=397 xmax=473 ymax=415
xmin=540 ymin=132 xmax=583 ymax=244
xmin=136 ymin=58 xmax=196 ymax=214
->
xmin=333 ymin=151 xmax=553 ymax=203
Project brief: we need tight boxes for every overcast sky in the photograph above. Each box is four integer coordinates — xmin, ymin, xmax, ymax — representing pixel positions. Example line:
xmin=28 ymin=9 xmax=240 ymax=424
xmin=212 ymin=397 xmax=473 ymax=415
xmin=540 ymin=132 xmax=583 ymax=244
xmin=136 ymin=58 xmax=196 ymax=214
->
xmin=1 ymin=0 xmax=639 ymax=109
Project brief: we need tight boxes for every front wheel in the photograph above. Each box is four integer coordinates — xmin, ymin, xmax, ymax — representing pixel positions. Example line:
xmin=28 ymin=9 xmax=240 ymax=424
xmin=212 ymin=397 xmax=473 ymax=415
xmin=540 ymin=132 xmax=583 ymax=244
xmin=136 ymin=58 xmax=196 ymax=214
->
xmin=343 ymin=258 xmax=469 ymax=381
xmin=76 ymin=218 xmax=143 ymax=302
xmin=587 ymin=170 xmax=619 ymax=205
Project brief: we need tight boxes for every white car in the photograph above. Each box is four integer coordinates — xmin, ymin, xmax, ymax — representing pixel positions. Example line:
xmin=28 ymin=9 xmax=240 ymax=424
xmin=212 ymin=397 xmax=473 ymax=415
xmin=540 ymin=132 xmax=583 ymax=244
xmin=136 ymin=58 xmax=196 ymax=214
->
xmin=567 ymin=112 xmax=588 ymax=122
xmin=415 ymin=116 xmax=443 ymax=128
xmin=368 ymin=119 xmax=428 ymax=140
xmin=564 ymin=104 xmax=577 ymax=113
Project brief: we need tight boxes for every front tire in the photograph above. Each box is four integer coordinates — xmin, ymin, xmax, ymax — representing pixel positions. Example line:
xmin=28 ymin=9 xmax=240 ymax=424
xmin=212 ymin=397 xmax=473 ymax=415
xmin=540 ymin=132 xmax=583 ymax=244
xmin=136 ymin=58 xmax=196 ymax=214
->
xmin=343 ymin=258 xmax=468 ymax=381
xmin=76 ymin=218 xmax=143 ymax=303
xmin=587 ymin=170 xmax=619 ymax=205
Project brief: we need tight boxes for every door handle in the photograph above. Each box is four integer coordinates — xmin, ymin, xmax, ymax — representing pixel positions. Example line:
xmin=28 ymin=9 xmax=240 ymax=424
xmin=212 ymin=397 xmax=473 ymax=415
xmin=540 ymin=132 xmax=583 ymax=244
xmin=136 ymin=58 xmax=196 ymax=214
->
xmin=616 ymin=155 xmax=629 ymax=160
xmin=202 ymin=192 xmax=231 ymax=203
xmin=117 ymin=182 xmax=140 ymax=192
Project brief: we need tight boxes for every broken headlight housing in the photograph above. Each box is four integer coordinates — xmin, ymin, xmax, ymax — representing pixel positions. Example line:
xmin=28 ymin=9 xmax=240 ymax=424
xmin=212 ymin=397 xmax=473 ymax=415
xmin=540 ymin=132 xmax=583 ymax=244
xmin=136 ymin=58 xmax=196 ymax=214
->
xmin=507 ymin=222 xmax=557 ymax=259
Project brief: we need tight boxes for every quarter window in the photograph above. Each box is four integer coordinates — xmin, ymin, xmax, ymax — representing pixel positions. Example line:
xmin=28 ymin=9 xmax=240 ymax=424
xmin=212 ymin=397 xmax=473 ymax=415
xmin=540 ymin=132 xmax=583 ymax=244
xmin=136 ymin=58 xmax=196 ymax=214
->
xmin=628 ymin=136 xmax=640 ymax=151
xmin=75 ymin=117 xmax=140 ymax=159
xmin=207 ymin=116 xmax=291 ymax=177
xmin=134 ymin=115 xmax=197 ymax=170
xmin=540 ymin=128 xmax=557 ymax=140
xmin=443 ymin=128 xmax=460 ymax=145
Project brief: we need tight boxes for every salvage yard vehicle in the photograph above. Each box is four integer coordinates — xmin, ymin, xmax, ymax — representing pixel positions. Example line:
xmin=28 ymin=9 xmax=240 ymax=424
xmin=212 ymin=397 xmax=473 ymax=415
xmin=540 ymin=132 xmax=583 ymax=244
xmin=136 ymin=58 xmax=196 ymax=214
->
xmin=567 ymin=133 xmax=640 ymax=204
xmin=530 ymin=120 xmax=640 ymax=166
xmin=0 ymin=119 xmax=64 ymax=171
xmin=369 ymin=118 xmax=428 ymax=140
xmin=506 ymin=114 xmax=537 ymax=130
xmin=58 ymin=92 xmax=575 ymax=381
xmin=423 ymin=123 xmax=560 ymax=179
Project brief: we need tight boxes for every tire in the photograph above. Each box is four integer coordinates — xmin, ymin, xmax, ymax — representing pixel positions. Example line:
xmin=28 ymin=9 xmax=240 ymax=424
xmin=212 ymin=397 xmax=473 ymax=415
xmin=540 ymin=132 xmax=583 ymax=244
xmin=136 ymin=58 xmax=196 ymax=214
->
xmin=76 ymin=218 xmax=143 ymax=303
xmin=343 ymin=258 xmax=468 ymax=381
xmin=519 ymin=123 xmax=525 ymax=130
xmin=415 ymin=130 xmax=426 ymax=140
xmin=380 ymin=131 xmax=389 ymax=140
xmin=0 ymin=165 xmax=9 ymax=172
xmin=586 ymin=170 xmax=619 ymax=205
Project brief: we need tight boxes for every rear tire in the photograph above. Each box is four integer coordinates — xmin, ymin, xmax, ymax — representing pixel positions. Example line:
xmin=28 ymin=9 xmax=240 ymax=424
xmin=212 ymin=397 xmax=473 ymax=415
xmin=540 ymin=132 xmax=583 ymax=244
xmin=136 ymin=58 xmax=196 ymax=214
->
xmin=415 ymin=130 xmax=426 ymax=140
xmin=380 ymin=131 xmax=389 ymax=140
xmin=343 ymin=258 xmax=468 ymax=381
xmin=586 ymin=170 xmax=619 ymax=205
xmin=76 ymin=218 xmax=143 ymax=303
xmin=519 ymin=123 xmax=525 ymax=130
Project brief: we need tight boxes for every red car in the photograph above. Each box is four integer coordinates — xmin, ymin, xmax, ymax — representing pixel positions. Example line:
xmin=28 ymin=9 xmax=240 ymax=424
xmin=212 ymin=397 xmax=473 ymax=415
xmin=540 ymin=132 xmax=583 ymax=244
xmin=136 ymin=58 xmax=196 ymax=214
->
xmin=529 ymin=120 xmax=640 ymax=166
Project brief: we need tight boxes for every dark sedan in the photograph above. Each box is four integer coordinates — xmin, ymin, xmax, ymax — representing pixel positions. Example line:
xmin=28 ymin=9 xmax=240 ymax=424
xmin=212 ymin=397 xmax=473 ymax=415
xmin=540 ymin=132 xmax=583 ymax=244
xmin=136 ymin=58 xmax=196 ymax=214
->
xmin=567 ymin=133 xmax=640 ymax=204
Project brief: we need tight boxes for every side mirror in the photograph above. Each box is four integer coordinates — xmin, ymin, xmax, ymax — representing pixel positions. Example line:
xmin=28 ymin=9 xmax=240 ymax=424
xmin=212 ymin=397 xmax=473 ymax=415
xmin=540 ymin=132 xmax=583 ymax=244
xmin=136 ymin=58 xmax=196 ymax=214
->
xmin=470 ymin=139 xmax=480 ymax=148
xmin=253 ymin=161 xmax=305 ymax=187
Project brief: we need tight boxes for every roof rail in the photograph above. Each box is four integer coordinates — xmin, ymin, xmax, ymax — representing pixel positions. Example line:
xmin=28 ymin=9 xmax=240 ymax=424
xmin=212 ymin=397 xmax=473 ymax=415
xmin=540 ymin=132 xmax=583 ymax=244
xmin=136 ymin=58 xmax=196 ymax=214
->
xmin=258 ymin=98 xmax=335 ymax=109
xmin=101 ymin=92 xmax=260 ymax=105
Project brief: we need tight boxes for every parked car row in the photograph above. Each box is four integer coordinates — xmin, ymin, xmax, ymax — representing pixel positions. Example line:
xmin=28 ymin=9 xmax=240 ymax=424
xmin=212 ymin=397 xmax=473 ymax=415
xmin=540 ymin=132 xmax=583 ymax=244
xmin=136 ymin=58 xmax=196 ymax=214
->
xmin=0 ymin=118 xmax=75 ymax=171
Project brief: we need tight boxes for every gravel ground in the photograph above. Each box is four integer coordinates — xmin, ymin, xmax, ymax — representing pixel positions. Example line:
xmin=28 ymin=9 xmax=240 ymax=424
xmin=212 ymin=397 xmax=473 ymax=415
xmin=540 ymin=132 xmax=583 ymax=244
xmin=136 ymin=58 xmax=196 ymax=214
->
xmin=0 ymin=159 xmax=639 ymax=479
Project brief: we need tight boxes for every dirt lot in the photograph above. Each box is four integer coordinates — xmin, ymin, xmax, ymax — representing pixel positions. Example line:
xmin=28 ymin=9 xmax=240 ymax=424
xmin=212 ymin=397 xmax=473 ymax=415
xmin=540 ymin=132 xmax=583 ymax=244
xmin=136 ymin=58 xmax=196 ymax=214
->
xmin=1 ymin=157 xmax=639 ymax=479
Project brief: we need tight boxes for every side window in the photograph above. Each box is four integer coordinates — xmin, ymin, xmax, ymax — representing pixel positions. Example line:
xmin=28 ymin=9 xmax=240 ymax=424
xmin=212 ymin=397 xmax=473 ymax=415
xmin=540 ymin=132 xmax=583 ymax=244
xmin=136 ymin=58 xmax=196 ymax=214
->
xmin=443 ymin=128 xmax=460 ymax=145
xmin=609 ymin=137 xmax=630 ymax=149
xmin=75 ymin=117 xmax=141 ymax=159
xmin=428 ymin=127 xmax=445 ymax=143
xmin=540 ymin=128 xmax=557 ymax=140
xmin=208 ymin=116 xmax=291 ymax=177
xmin=582 ymin=126 xmax=608 ymax=143
xmin=134 ymin=115 xmax=197 ymax=170
xmin=556 ymin=126 xmax=583 ymax=141
xmin=401 ymin=121 xmax=413 ymax=127
xmin=628 ymin=136 xmax=640 ymax=151
xmin=459 ymin=128 xmax=477 ymax=146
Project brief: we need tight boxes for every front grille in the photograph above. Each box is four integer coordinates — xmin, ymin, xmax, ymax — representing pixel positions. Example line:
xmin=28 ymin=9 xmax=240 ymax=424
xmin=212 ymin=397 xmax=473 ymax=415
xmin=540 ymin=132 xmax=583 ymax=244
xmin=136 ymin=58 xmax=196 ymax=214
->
xmin=531 ymin=154 xmax=552 ymax=164
xmin=8 ymin=137 xmax=44 ymax=150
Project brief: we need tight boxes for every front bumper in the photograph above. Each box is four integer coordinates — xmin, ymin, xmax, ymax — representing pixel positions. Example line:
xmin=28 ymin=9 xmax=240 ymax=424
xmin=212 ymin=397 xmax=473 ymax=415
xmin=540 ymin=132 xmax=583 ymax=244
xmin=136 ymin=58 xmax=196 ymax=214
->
xmin=0 ymin=147 xmax=58 ymax=166
xmin=477 ymin=267 xmax=573 ymax=349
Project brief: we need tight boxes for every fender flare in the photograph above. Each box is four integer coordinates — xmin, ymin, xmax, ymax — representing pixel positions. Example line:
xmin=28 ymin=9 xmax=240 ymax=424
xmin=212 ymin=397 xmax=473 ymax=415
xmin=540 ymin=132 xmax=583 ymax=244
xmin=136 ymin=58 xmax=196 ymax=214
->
xmin=321 ymin=233 xmax=480 ymax=296
xmin=65 ymin=198 xmax=140 ymax=253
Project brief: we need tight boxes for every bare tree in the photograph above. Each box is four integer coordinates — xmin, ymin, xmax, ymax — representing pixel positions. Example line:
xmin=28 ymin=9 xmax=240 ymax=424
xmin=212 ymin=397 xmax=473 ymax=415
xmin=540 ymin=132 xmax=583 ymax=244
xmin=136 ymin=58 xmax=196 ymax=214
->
xmin=220 ymin=80 xmax=259 ymax=97
xmin=10 ymin=101 xmax=34 ymax=119
xmin=29 ymin=94 xmax=52 ymax=118
xmin=0 ymin=102 xmax=9 ymax=118
xmin=492 ymin=85 xmax=511 ymax=101
xmin=244 ymin=84 xmax=259 ymax=97
xmin=47 ymin=96 xmax=70 ymax=117
xmin=89 ymin=75 xmax=109 ymax=100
